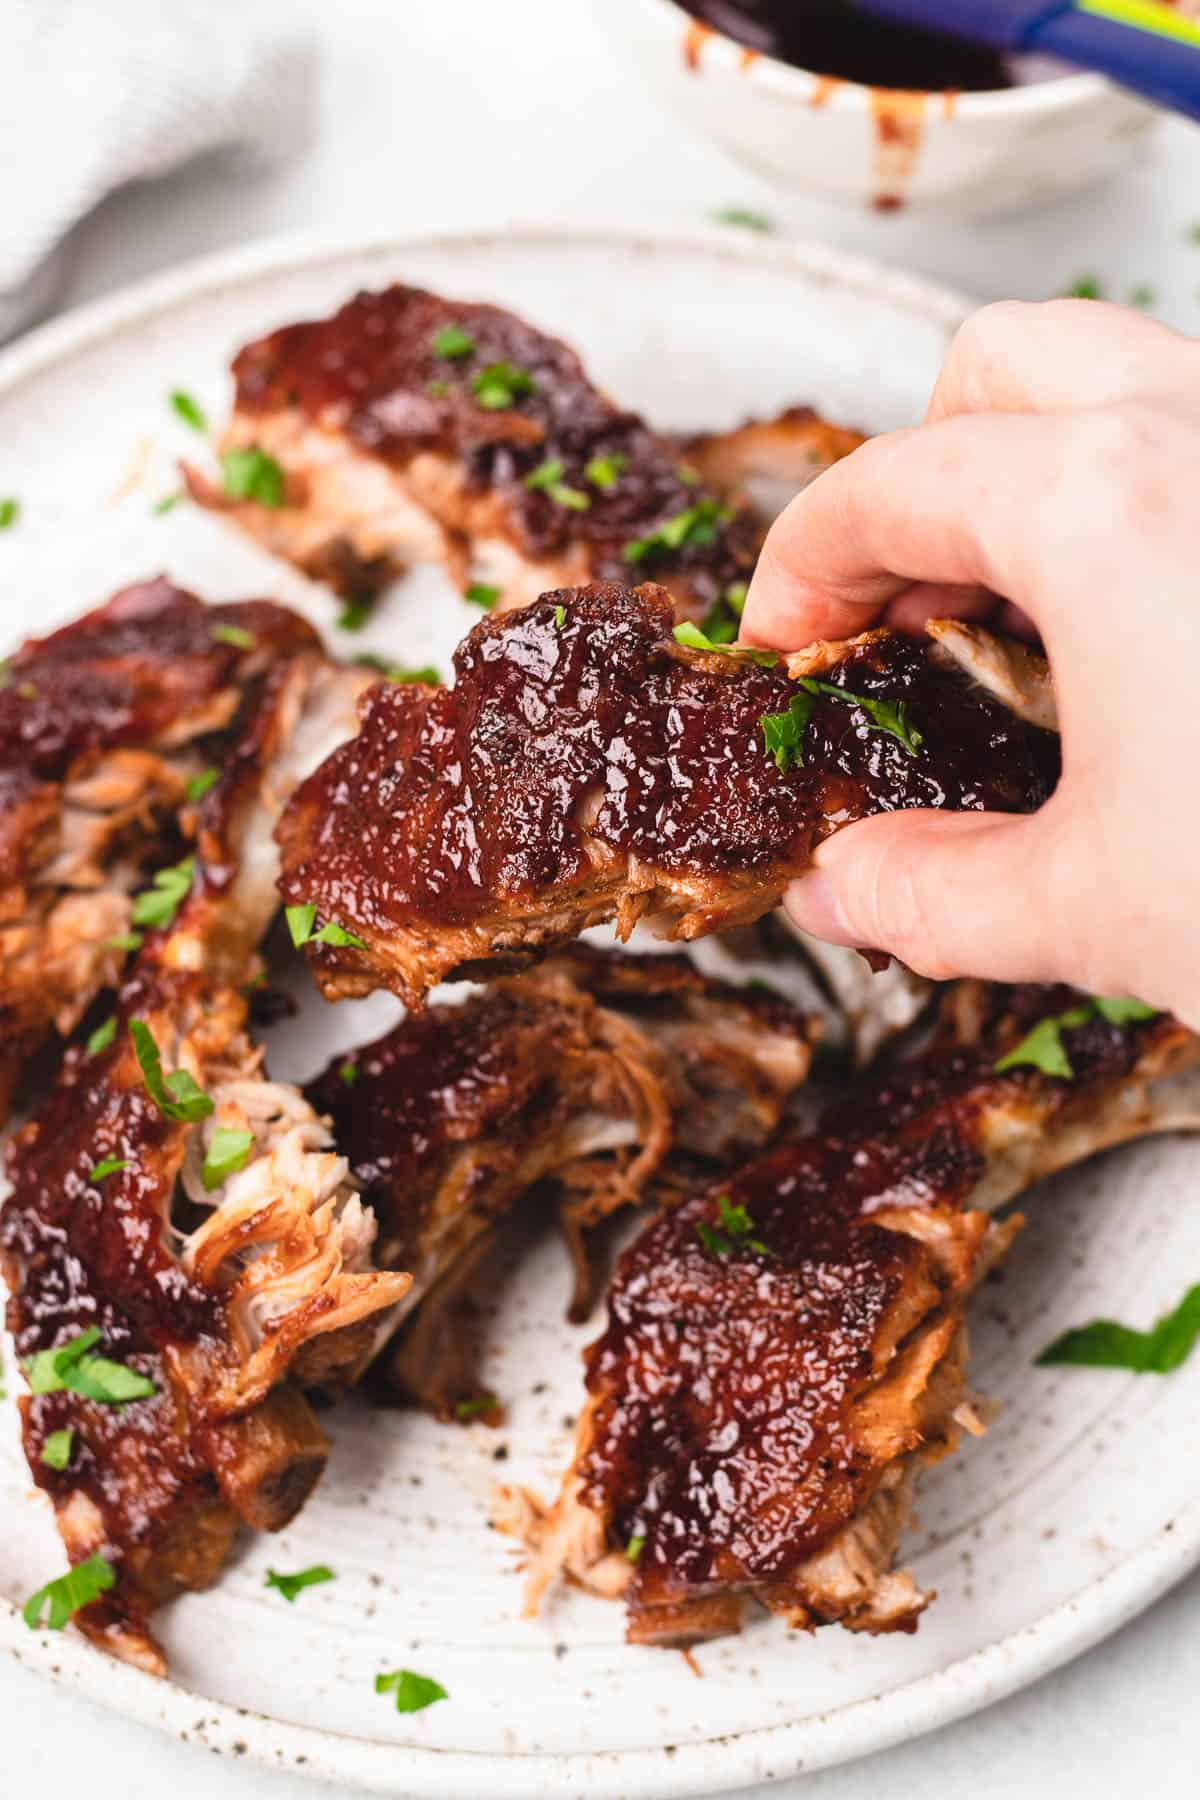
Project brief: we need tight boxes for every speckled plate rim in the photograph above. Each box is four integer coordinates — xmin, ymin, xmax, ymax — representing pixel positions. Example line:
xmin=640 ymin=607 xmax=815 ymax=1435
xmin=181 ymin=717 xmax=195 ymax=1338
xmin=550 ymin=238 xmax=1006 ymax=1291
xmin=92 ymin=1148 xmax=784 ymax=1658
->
xmin=3 ymin=222 xmax=1193 ymax=1797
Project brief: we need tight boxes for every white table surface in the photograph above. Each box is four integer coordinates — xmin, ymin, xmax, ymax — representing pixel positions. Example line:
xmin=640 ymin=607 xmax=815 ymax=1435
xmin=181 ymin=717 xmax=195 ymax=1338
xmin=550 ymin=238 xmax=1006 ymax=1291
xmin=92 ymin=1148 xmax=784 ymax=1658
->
xmin=3 ymin=2 xmax=1199 ymax=1794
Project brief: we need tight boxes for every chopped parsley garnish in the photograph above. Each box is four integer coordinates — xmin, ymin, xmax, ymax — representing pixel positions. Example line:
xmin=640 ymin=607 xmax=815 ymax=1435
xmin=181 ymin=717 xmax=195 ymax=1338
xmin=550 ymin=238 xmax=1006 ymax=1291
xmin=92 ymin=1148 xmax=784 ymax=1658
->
xmin=1063 ymin=274 xmax=1103 ymax=299
xmin=712 ymin=206 xmax=773 ymax=232
xmin=265 ymin=1564 xmax=335 ymax=1603
xmin=169 ymin=389 xmax=208 ymax=433
xmin=104 ymin=932 xmax=143 ymax=953
xmin=25 ymin=1325 xmax=156 ymax=1404
xmin=1128 ymin=284 xmax=1155 ymax=309
xmin=472 ymin=361 xmax=536 ymax=410
xmin=186 ymin=766 xmax=220 ymax=805
xmin=131 ymin=854 xmax=195 ymax=931
xmin=212 ymin=621 xmax=257 ymax=650
xmin=285 ymin=902 xmax=367 ymax=951
xmin=337 ymin=598 xmax=371 ymax=631
xmin=464 ymin=583 xmax=500 ymax=610
xmin=432 ymin=324 xmax=475 ymax=359
xmin=695 ymin=1193 xmax=770 ymax=1258
xmin=625 ymin=1534 xmax=646 ymax=1562
xmin=1038 ymin=1283 xmax=1200 ymax=1374
xmin=23 ymin=1554 xmax=115 ymax=1631
xmin=354 ymin=652 xmax=441 ymax=684
xmin=86 ymin=1016 xmax=117 ymax=1058
xmin=426 ymin=378 xmax=451 ymax=397
xmin=699 ymin=596 xmax=738 ymax=645
xmin=221 ymin=446 xmax=285 ymax=508
xmin=375 ymin=1668 xmax=448 ymax=1714
xmin=524 ymin=458 xmax=589 ymax=511
xmin=724 ymin=581 xmax=747 ymax=616
xmin=995 ymin=995 xmax=1157 ymax=1079
xmin=1189 ymin=222 xmax=1200 ymax=244
xmin=129 ymin=1019 xmax=214 ymax=1122
xmin=200 ymin=1127 xmax=255 ymax=1192
xmin=0 ymin=498 xmax=19 ymax=530
xmin=88 ymin=1157 xmax=130 ymax=1184
xmin=554 ymin=604 xmax=567 ymax=628
xmin=152 ymin=492 xmax=184 ymax=516
xmin=41 ymin=1428 xmax=74 ymax=1471
xmin=761 ymin=692 xmax=817 ymax=773
xmin=792 ymin=675 xmax=924 ymax=756
xmin=584 ymin=451 xmax=627 ymax=491
xmin=676 ymin=463 xmax=701 ymax=487
xmin=623 ymin=499 xmax=731 ymax=565
xmin=454 ymin=1395 xmax=499 ymax=1421
xmin=339 ymin=1059 xmax=359 ymax=1087
xmin=672 ymin=619 xmax=778 ymax=668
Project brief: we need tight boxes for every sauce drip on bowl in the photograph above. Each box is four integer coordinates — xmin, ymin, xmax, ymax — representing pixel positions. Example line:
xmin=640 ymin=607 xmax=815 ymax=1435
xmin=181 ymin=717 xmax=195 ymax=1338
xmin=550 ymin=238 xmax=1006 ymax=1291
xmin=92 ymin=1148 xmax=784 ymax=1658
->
xmin=681 ymin=0 xmax=1014 ymax=91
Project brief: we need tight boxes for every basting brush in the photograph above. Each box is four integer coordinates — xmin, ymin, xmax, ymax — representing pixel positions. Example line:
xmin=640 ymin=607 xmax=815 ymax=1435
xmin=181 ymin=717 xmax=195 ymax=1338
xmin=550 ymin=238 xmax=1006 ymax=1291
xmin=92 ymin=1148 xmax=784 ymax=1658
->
xmin=856 ymin=0 xmax=1200 ymax=117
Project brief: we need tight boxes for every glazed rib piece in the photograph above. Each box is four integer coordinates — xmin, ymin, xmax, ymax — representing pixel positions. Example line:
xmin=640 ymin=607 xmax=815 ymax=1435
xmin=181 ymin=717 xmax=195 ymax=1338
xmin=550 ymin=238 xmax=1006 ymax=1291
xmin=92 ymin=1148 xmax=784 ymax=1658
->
xmin=187 ymin=281 xmax=798 ymax=620
xmin=0 ymin=579 xmax=319 ymax=1121
xmin=276 ymin=582 xmax=1058 ymax=1010
xmin=498 ymin=993 xmax=1200 ymax=1646
xmin=306 ymin=946 xmax=818 ymax=1412
xmin=1 ymin=623 xmax=409 ymax=1675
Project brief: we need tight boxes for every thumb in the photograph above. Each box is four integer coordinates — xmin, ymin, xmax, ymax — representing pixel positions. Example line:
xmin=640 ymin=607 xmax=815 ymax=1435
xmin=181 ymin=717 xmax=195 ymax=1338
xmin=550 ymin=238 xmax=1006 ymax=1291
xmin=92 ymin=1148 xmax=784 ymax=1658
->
xmin=784 ymin=809 xmax=1071 ymax=988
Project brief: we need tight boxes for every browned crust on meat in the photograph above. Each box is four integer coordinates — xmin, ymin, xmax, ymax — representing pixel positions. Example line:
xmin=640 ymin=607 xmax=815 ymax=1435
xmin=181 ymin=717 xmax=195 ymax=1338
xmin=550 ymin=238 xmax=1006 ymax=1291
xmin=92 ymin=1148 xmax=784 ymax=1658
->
xmin=276 ymin=584 xmax=1058 ymax=1009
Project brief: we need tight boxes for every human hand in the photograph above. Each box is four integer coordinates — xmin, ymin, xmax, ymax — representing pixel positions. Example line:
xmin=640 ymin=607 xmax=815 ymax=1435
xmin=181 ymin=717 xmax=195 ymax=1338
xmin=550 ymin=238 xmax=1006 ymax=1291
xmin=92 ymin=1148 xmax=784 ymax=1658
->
xmin=741 ymin=299 xmax=1200 ymax=1026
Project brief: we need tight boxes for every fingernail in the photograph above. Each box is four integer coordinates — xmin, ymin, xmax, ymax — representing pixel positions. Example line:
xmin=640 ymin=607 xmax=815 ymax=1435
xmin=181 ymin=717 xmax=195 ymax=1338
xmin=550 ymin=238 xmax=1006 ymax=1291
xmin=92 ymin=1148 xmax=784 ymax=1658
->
xmin=783 ymin=869 xmax=866 ymax=948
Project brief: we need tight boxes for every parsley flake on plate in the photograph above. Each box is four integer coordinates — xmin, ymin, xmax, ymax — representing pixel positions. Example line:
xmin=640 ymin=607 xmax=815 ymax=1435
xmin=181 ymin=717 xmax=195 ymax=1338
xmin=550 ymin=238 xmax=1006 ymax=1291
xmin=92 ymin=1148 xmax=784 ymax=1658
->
xmin=23 ymin=1554 xmax=115 ymax=1631
xmin=0 ymin=498 xmax=19 ymax=530
xmin=186 ymin=767 xmax=220 ymax=805
xmin=472 ymin=361 xmax=535 ymax=410
xmin=265 ymin=1565 xmax=335 ymax=1603
xmin=584 ymin=451 xmax=627 ymax=491
xmin=129 ymin=1019 xmax=214 ymax=1123
xmin=712 ymin=206 xmax=773 ymax=232
xmin=337 ymin=598 xmax=371 ymax=632
xmin=695 ymin=1193 xmax=770 ymax=1258
xmin=792 ymin=675 xmax=924 ymax=756
xmin=524 ymin=457 xmax=589 ymax=511
xmin=624 ymin=498 xmax=731 ymax=565
xmin=1038 ymin=1283 xmax=1200 ymax=1373
xmin=220 ymin=446 xmax=285 ymax=509
xmin=760 ymin=692 xmax=816 ymax=773
xmin=431 ymin=324 xmax=475 ymax=360
xmin=464 ymin=583 xmax=500 ymax=610
xmin=995 ymin=996 xmax=1157 ymax=1079
xmin=88 ymin=1157 xmax=130 ymax=1184
xmin=40 ymin=1428 xmax=75 ymax=1471
xmin=131 ymin=854 xmax=195 ymax=931
xmin=212 ymin=621 xmax=257 ymax=650
xmin=25 ymin=1325 xmax=155 ymax=1404
xmin=86 ymin=1015 xmax=117 ymax=1057
xmin=200 ymin=1127 xmax=255 ymax=1192
xmin=625 ymin=1534 xmax=646 ymax=1562
xmin=672 ymin=620 xmax=778 ymax=668
xmin=375 ymin=1668 xmax=448 ymax=1714
xmin=285 ymin=903 xmax=367 ymax=952
xmin=169 ymin=389 xmax=208 ymax=433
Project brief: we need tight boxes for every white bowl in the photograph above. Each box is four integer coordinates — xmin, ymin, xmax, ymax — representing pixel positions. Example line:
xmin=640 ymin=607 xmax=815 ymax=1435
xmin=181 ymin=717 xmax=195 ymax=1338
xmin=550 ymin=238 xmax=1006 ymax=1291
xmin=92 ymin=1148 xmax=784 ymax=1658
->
xmin=609 ymin=0 xmax=1158 ymax=213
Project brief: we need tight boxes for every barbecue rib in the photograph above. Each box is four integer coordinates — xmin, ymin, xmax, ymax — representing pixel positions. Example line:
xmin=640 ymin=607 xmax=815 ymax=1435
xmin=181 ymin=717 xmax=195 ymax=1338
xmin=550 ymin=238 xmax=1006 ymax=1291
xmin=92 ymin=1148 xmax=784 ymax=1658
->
xmin=497 ymin=992 xmax=1200 ymax=1646
xmin=1 ymin=616 xmax=409 ymax=1674
xmin=306 ymin=946 xmax=818 ymax=1412
xmin=187 ymin=284 xmax=861 ymax=621
xmin=276 ymin=582 xmax=1058 ymax=1011
xmin=0 ymin=579 xmax=321 ymax=1122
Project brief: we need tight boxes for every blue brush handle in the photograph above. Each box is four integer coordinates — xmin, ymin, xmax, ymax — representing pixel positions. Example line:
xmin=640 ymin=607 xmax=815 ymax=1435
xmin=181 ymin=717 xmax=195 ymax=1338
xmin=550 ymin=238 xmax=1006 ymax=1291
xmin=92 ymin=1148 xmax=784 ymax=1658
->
xmin=858 ymin=0 xmax=1200 ymax=121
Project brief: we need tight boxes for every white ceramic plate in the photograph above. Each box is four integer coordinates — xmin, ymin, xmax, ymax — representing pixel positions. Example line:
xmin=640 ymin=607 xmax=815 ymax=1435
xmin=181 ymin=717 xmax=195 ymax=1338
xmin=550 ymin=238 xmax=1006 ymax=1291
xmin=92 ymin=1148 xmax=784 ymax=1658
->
xmin=2 ymin=226 xmax=1199 ymax=1799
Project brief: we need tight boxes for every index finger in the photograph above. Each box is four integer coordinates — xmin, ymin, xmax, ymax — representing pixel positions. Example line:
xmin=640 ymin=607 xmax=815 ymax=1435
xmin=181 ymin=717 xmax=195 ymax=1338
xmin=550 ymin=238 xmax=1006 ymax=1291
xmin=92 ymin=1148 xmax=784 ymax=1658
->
xmin=739 ymin=410 xmax=1064 ymax=652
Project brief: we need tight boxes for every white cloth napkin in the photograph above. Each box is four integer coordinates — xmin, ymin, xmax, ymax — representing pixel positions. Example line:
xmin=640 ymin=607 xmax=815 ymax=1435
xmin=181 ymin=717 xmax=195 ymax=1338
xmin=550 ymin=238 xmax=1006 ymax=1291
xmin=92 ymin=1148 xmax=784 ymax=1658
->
xmin=0 ymin=3 xmax=312 ymax=342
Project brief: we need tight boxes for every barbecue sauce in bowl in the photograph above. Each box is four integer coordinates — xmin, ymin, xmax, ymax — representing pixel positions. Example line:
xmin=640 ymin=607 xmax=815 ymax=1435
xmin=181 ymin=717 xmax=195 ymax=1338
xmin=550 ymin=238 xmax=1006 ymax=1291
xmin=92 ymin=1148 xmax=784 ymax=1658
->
xmin=682 ymin=0 xmax=1013 ymax=91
